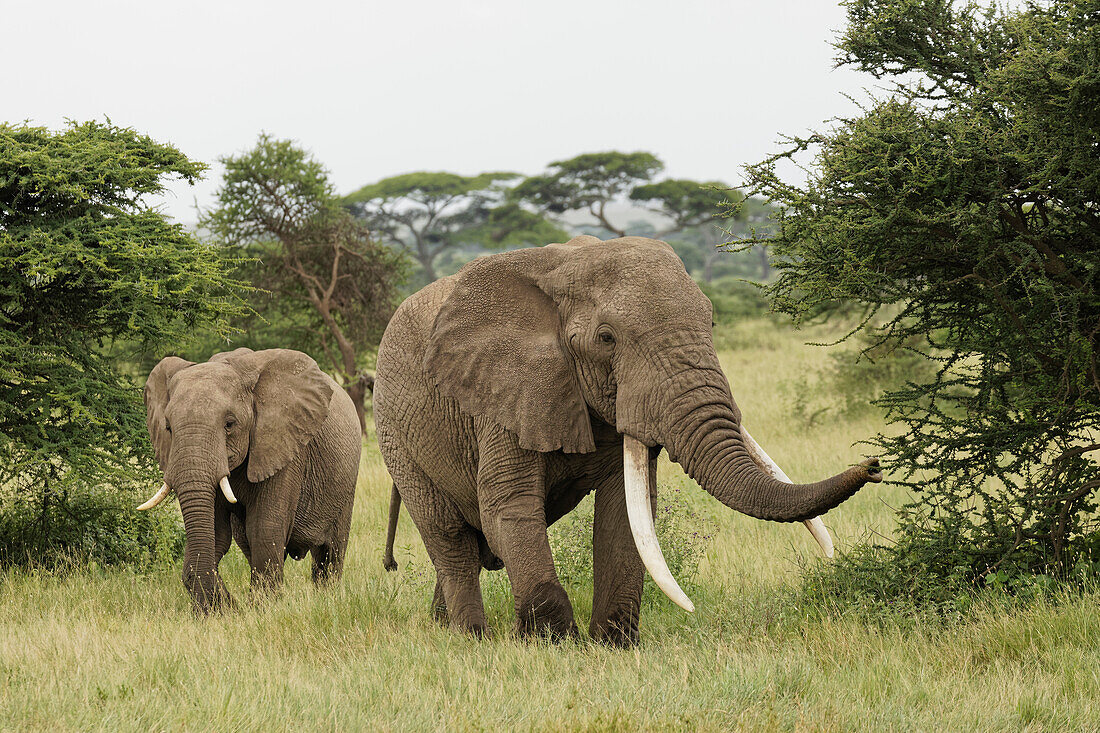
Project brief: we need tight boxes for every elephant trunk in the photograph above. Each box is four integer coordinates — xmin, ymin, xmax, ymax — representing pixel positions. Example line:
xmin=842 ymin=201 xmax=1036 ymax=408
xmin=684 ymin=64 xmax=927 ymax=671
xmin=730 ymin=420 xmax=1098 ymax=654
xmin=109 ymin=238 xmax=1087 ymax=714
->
xmin=169 ymin=446 xmax=231 ymax=614
xmin=662 ymin=381 xmax=880 ymax=523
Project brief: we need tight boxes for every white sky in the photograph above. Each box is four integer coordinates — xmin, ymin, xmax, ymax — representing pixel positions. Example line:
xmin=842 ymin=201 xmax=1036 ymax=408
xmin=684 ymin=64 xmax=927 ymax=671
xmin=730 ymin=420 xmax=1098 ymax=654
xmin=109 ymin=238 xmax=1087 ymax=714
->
xmin=5 ymin=0 xmax=871 ymax=224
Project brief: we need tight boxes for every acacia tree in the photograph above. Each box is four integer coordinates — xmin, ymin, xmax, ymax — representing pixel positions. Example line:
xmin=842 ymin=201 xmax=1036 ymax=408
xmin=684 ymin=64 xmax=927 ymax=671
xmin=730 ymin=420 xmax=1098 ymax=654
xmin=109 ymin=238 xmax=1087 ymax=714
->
xmin=0 ymin=120 xmax=247 ymax=566
xmin=745 ymin=0 xmax=1100 ymax=585
xmin=343 ymin=171 xmax=521 ymax=282
xmin=630 ymin=179 xmax=752 ymax=281
xmin=513 ymin=153 xmax=747 ymax=259
xmin=510 ymin=151 xmax=664 ymax=237
xmin=203 ymin=136 xmax=403 ymax=430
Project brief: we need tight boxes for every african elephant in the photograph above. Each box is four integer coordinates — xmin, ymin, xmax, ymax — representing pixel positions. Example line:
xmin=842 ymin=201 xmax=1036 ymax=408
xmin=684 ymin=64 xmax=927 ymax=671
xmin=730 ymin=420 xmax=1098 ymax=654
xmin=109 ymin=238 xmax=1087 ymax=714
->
xmin=139 ymin=347 xmax=361 ymax=613
xmin=374 ymin=236 xmax=880 ymax=645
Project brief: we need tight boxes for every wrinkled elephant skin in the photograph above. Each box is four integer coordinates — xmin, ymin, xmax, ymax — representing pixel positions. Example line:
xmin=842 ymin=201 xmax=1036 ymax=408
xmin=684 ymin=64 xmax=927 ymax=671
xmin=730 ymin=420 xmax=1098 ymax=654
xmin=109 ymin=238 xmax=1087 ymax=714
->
xmin=374 ymin=236 xmax=880 ymax=644
xmin=143 ymin=348 xmax=361 ymax=613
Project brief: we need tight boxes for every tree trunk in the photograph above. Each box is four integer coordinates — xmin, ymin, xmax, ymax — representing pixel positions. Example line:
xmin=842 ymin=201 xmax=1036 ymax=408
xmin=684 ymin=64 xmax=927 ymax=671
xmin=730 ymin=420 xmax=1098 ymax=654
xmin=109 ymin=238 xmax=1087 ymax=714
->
xmin=312 ymin=297 xmax=369 ymax=433
xmin=757 ymin=244 xmax=771 ymax=280
xmin=345 ymin=378 xmax=369 ymax=432
xmin=703 ymin=252 xmax=717 ymax=284
xmin=418 ymin=251 xmax=438 ymax=282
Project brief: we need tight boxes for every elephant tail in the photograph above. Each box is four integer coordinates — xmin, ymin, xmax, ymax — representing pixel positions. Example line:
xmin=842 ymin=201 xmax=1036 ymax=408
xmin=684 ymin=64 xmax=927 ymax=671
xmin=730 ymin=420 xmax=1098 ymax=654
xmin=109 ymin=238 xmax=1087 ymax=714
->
xmin=383 ymin=483 xmax=400 ymax=572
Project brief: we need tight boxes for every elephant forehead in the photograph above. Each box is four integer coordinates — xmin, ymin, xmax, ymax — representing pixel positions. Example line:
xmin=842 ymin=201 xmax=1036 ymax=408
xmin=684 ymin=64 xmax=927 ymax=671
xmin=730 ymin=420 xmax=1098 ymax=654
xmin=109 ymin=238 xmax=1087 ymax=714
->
xmin=599 ymin=271 xmax=711 ymax=324
xmin=573 ymin=244 xmax=702 ymax=300
xmin=168 ymin=363 xmax=247 ymax=403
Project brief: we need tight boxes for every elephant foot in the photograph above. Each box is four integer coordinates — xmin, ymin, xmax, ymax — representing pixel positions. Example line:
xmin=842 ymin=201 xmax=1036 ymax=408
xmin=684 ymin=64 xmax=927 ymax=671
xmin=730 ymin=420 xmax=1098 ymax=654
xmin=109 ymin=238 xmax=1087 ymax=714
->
xmin=431 ymin=580 xmax=449 ymax=626
xmin=590 ymin=611 xmax=641 ymax=647
xmin=190 ymin=585 xmax=234 ymax=616
xmin=454 ymin=620 xmax=490 ymax=639
xmin=516 ymin=580 xmax=578 ymax=641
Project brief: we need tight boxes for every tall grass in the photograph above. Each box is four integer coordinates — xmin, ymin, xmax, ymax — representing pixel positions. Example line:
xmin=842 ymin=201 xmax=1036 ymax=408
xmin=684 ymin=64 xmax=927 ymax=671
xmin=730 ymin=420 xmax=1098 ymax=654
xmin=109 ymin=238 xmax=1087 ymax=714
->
xmin=2 ymin=318 xmax=1098 ymax=731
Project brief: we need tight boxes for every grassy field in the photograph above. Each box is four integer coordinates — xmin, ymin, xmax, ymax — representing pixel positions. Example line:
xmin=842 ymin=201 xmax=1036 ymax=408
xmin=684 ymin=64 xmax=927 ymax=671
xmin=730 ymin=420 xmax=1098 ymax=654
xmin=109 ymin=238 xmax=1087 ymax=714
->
xmin=2 ymin=319 xmax=1098 ymax=731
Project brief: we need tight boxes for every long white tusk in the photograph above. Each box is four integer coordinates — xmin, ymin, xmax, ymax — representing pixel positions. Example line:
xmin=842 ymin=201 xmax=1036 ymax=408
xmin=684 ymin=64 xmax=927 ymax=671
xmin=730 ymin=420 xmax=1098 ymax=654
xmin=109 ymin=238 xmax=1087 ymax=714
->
xmin=219 ymin=476 xmax=237 ymax=504
xmin=623 ymin=436 xmax=694 ymax=612
xmin=741 ymin=426 xmax=835 ymax=559
xmin=137 ymin=482 xmax=171 ymax=511
xmin=803 ymin=516 xmax=834 ymax=558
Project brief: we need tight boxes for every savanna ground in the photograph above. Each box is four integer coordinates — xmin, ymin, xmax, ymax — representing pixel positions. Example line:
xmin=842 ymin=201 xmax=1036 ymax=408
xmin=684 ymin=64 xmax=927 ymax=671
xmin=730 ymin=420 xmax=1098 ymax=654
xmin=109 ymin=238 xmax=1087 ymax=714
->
xmin=2 ymin=318 xmax=1098 ymax=732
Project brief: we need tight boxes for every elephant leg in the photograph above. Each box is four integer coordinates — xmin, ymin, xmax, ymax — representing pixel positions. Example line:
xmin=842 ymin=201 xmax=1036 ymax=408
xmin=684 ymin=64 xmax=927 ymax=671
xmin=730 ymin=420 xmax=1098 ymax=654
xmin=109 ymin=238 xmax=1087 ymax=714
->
xmin=210 ymin=500 xmax=235 ymax=608
xmin=419 ymin=524 xmax=486 ymax=636
xmin=589 ymin=468 xmax=651 ymax=646
xmin=231 ymin=512 xmax=250 ymax=563
xmin=477 ymin=423 xmax=576 ymax=640
xmin=311 ymin=501 xmax=352 ymax=584
xmin=394 ymin=462 xmax=488 ymax=636
xmin=243 ymin=470 xmax=302 ymax=594
xmin=309 ymin=544 xmax=337 ymax=584
xmin=431 ymin=577 xmax=448 ymax=626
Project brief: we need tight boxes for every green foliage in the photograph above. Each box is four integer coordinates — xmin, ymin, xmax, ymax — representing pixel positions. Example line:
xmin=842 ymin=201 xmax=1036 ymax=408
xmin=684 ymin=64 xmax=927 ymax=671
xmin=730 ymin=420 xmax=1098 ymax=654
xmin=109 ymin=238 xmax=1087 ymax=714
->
xmin=0 ymin=487 xmax=183 ymax=570
xmin=549 ymin=486 xmax=716 ymax=605
xmin=789 ymin=329 xmax=941 ymax=425
xmin=514 ymin=153 xmax=758 ymax=274
xmin=512 ymin=151 xmax=666 ymax=239
xmin=475 ymin=201 xmax=569 ymax=249
xmin=0 ymin=120 xmax=248 ymax=567
xmin=344 ymin=170 xmax=561 ymax=284
xmin=513 ymin=151 xmax=663 ymax=215
xmin=700 ymin=278 xmax=772 ymax=323
xmin=630 ymin=178 xmax=736 ymax=233
xmin=744 ymin=0 xmax=1100 ymax=589
xmin=203 ymin=135 xmax=405 ymax=425
xmin=793 ymin=512 xmax=1100 ymax=623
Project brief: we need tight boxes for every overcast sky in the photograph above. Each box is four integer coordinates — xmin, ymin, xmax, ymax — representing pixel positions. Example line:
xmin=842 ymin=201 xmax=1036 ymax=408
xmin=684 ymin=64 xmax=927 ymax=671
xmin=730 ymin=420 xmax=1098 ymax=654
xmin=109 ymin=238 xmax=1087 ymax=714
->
xmin=6 ymin=0 xmax=872 ymax=224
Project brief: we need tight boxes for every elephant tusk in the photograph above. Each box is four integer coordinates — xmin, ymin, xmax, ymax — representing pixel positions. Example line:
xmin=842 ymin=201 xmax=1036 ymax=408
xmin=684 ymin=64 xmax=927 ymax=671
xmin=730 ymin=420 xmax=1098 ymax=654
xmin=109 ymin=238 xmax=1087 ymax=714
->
xmin=623 ymin=436 xmax=695 ymax=613
xmin=137 ymin=482 xmax=171 ymax=511
xmin=219 ymin=476 xmax=237 ymax=504
xmin=741 ymin=426 xmax=835 ymax=558
xmin=803 ymin=516 xmax=834 ymax=559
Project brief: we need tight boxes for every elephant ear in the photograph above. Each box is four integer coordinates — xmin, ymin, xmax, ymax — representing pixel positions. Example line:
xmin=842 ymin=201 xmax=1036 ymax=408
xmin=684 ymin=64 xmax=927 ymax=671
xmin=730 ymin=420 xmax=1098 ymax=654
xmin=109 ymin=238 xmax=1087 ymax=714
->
xmin=424 ymin=246 xmax=595 ymax=454
xmin=215 ymin=348 xmax=334 ymax=483
xmin=144 ymin=356 xmax=194 ymax=471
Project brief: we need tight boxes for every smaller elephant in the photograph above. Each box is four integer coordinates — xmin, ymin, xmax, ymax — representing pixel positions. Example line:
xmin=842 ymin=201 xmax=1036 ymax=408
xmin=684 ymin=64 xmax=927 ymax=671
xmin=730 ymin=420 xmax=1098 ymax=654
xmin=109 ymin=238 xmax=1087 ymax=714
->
xmin=139 ymin=347 xmax=361 ymax=613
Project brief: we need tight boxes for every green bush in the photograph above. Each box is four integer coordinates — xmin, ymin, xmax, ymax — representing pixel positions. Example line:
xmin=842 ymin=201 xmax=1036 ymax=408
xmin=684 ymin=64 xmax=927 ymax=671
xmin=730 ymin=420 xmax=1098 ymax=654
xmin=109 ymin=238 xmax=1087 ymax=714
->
xmin=743 ymin=0 xmax=1100 ymax=594
xmin=791 ymin=511 xmax=1100 ymax=624
xmin=699 ymin=278 xmax=771 ymax=324
xmin=789 ymin=329 xmax=940 ymax=425
xmin=0 ymin=120 xmax=246 ymax=569
xmin=0 ymin=480 xmax=183 ymax=570
xmin=550 ymin=485 xmax=716 ymax=606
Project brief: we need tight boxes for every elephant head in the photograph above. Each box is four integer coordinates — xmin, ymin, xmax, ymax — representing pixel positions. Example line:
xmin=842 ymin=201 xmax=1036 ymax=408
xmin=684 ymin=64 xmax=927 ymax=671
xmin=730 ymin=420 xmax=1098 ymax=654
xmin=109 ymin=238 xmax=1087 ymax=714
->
xmin=424 ymin=235 xmax=881 ymax=610
xmin=141 ymin=347 xmax=333 ymax=612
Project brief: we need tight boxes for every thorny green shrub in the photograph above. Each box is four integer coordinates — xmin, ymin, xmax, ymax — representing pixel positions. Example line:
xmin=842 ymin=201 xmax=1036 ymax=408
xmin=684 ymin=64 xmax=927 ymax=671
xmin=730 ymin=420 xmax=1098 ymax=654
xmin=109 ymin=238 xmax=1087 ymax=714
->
xmin=0 ymin=483 xmax=183 ymax=570
xmin=742 ymin=0 xmax=1100 ymax=596
xmin=0 ymin=120 xmax=245 ymax=568
xmin=550 ymin=485 xmax=717 ymax=606
xmin=789 ymin=330 xmax=940 ymax=425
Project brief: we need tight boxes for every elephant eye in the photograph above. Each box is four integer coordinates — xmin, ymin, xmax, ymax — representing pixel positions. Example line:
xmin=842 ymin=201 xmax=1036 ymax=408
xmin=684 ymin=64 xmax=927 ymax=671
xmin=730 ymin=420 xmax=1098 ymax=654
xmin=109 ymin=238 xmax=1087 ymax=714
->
xmin=164 ymin=420 xmax=172 ymax=434
xmin=598 ymin=331 xmax=615 ymax=345
xmin=225 ymin=418 xmax=236 ymax=432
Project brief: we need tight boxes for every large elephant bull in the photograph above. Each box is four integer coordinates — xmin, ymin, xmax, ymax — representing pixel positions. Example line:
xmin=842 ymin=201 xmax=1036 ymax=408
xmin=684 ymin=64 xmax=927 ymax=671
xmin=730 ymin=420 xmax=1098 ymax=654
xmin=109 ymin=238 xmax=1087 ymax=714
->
xmin=374 ymin=235 xmax=880 ymax=645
